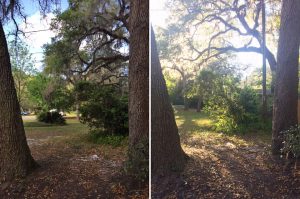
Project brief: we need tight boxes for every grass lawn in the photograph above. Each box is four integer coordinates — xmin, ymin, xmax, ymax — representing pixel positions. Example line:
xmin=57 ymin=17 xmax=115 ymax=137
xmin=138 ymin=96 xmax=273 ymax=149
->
xmin=152 ymin=106 xmax=300 ymax=199
xmin=24 ymin=117 xmax=87 ymax=138
xmin=174 ymin=106 xmax=272 ymax=148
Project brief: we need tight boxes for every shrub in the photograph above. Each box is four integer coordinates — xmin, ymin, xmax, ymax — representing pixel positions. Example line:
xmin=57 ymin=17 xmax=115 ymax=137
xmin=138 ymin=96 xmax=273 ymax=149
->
xmin=78 ymin=83 xmax=128 ymax=136
xmin=37 ymin=111 xmax=66 ymax=125
xmin=281 ymin=126 xmax=300 ymax=159
xmin=202 ymin=77 xmax=265 ymax=133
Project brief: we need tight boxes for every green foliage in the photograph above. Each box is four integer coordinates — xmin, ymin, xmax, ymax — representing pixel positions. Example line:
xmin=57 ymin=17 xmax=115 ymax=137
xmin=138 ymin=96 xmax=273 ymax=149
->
xmin=164 ymin=73 xmax=184 ymax=105
xmin=195 ymin=65 xmax=267 ymax=134
xmin=46 ymin=85 xmax=75 ymax=111
xmin=37 ymin=111 xmax=66 ymax=125
xmin=8 ymin=40 xmax=37 ymax=110
xmin=27 ymin=73 xmax=74 ymax=111
xmin=88 ymin=130 xmax=127 ymax=147
xmin=47 ymin=0 xmax=129 ymax=75
xmin=27 ymin=73 xmax=51 ymax=110
xmin=281 ymin=126 xmax=300 ymax=159
xmin=124 ymin=139 xmax=149 ymax=182
xmin=77 ymin=82 xmax=128 ymax=136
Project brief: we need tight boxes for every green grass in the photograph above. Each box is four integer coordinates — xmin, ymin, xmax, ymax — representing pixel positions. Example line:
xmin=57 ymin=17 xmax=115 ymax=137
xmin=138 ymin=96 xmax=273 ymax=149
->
xmin=24 ymin=118 xmax=87 ymax=136
xmin=174 ymin=106 xmax=272 ymax=147
xmin=23 ymin=116 xmax=128 ymax=148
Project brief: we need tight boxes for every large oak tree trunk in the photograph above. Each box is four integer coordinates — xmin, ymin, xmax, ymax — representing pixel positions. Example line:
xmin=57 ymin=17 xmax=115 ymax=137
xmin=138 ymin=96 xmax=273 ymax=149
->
xmin=0 ymin=22 xmax=37 ymax=183
xmin=151 ymin=27 xmax=187 ymax=175
xmin=128 ymin=0 xmax=149 ymax=169
xmin=271 ymin=0 xmax=300 ymax=155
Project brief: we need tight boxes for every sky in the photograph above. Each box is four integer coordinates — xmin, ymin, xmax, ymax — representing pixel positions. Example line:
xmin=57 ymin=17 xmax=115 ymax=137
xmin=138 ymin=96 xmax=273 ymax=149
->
xmin=4 ymin=0 xmax=69 ymax=70
xmin=150 ymin=0 xmax=264 ymax=79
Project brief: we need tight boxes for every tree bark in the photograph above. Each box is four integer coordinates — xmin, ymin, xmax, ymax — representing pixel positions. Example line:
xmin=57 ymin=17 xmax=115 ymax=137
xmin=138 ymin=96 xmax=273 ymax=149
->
xmin=151 ymin=27 xmax=187 ymax=175
xmin=75 ymin=93 xmax=80 ymax=120
xmin=272 ymin=0 xmax=300 ymax=155
xmin=182 ymin=75 xmax=189 ymax=110
xmin=0 ymin=22 xmax=37 ymax=183
xmin=196 ymin=96 xmax=202 ymax=112
xmin=261 ymin=0 xmax=268 ymax=120
xmin=128 ymin=0 xmax=149 ymax=166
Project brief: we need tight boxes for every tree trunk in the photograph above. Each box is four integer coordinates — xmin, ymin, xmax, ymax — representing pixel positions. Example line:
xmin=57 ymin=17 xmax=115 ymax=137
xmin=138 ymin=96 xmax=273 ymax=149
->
xmin=196 ymin=96 xmax=202 ymax=112
xmin=272 ymin=0 xmax=300 ymax=155
xmin=182 ymin=75 xmax=189 ymax=110
xmin=75 ymin=93 xmax=80 ymax=120
xmin=0 ymin=22 xmax=37 ymax=183
xmin=128 ymin=0 xmax=149 ymax=170
xmin=261 ymin=0 xmax=268 ymax=120
xmin=151 ymin=27 xmax=187 ymax=175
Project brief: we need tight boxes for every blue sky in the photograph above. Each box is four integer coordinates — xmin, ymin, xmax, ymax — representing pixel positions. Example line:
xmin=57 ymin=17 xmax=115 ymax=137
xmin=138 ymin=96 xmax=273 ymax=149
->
xmin=4 ymin=0 xmax=69 ymax=70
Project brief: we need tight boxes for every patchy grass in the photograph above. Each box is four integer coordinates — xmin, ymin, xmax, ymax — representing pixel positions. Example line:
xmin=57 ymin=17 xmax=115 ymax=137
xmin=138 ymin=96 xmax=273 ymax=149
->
xmin=152 ymin=107 xmax=300 ymax=199
xmin=174 ymin=106 xmax=272 ymax=147
xmin=0 ymin=116 xmax=148 ymax=198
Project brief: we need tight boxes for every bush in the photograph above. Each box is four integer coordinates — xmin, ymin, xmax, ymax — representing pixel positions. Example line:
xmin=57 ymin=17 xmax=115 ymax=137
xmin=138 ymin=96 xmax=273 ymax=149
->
xmin=77 ymin=83 xmax=128 ymax=136
xmin=281 ymin=126 xmax=300 ymax=159
xmin=88 ymin=130 xmax=127 ymax=147
xmin=37 ymin=111 xmax=66 ymax=125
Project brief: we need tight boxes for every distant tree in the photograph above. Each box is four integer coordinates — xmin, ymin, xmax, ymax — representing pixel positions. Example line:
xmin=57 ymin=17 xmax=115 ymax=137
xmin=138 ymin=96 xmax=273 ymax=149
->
xmin=272 ymin=0 xmax=300 ymax=155
xmin=167 ymin=0 xmax=280 ymax=73
xmin=46 ymin=0 xmax=130 ymax=119
xmin=156 ymin=27 xmax=197 ymax=110
xmin=151 ymin=27 xmax=187 ymax=174
xmin=9 ymin=40 xmax=36 ymax=110
xmin=27 ymin=73 xmax=51 ymax=110
xmin=27 ymin=73 xmax=74 ymax=112
xmin=50 ymin=0 xmax=129 ymax=75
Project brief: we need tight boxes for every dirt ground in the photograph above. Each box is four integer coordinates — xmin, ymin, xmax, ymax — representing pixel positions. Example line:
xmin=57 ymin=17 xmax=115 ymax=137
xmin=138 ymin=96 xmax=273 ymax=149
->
xmin=152 ymin=109 xmax=300 ymax=199
xmin=0 ymin=118 xmax=148 ymax=199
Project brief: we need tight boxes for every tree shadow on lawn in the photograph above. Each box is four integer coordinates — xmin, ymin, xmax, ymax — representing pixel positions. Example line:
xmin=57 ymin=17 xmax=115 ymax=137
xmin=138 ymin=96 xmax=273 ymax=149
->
xmin=152 ymin=107 xmax=300 ymax=198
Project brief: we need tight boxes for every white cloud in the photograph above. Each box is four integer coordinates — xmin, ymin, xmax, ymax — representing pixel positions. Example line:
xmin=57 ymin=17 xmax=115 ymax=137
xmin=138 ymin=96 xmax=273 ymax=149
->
xmin=20 ymin=12 xmax=56 ymax=50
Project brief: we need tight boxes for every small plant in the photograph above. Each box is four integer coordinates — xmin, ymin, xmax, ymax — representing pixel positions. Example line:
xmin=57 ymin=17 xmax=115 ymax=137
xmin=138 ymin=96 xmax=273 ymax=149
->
xmin=124 ymin=139 xmax=149 ymax=182
xmin=281 ymin=125 xmax=300 ymax=168
xmin=37 ymin=111 xmax=66 ymax=125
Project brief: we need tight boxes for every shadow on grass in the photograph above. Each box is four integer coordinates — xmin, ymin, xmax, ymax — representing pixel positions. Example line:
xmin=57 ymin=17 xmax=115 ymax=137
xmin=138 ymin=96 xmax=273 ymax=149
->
xmin=152 ymin=106 xmax=300 ymax=198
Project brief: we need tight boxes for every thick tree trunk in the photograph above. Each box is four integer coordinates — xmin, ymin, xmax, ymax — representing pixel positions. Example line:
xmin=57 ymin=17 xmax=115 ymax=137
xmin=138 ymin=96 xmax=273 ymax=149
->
xmin=128 ymin=0 xmax=149 ymax=167
xmin=151 ymin=27 xmax=187 ymax=175
xmin=271 ymin=0 xmax=300 ymax=155
xmin=0 ymin=22 xmax=37 ymax=183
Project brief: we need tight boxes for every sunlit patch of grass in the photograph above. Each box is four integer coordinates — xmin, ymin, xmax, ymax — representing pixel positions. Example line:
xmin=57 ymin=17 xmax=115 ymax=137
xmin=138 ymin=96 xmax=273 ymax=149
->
xmin=174 ymin=106 xmax=271 ymax=149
